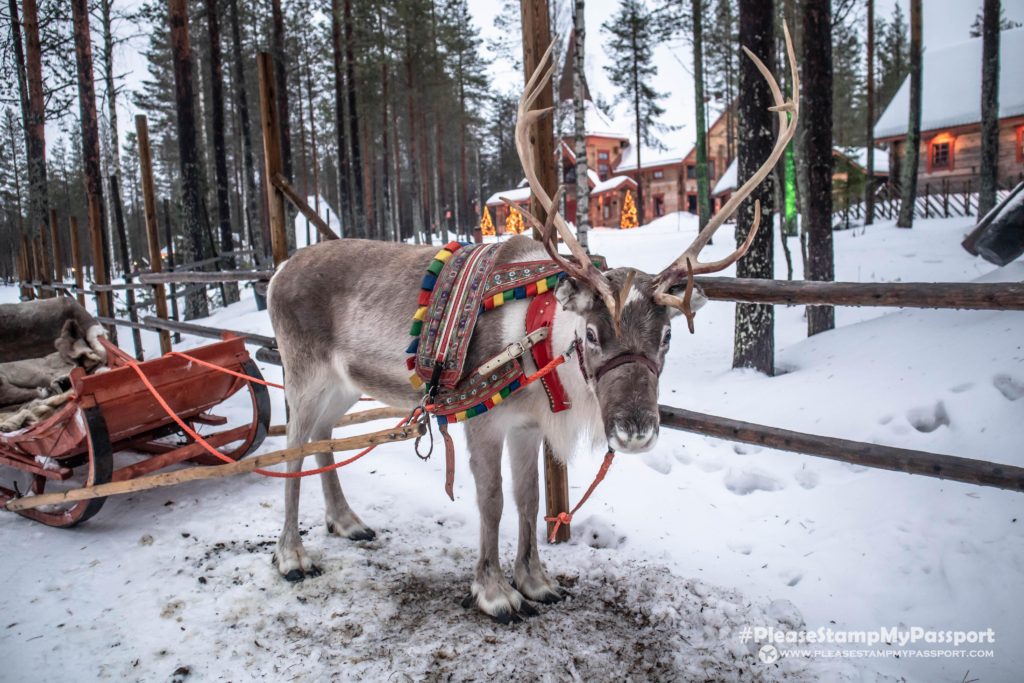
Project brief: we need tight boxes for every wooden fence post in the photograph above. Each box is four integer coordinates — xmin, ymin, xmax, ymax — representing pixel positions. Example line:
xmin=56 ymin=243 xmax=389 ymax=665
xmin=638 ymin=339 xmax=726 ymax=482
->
xmin=257 ymin=51 xmax=288 ymax=267
xmin=69 ymin=216 xmax=86 ymax=307
xmin=136 ymin=115 xmax=172 ymax=355
xmin=521 ymin=0 xmax=571 ymax=543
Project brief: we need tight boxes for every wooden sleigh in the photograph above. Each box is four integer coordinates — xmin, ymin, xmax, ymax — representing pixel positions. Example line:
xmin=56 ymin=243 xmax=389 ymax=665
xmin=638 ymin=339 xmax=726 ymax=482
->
xmin=0 ymin=333 xmax=270 ymax=527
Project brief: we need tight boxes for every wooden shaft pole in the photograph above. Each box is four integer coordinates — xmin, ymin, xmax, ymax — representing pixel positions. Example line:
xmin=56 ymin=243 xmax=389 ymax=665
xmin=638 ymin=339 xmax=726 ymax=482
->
xmin=268 ymin=406 xmax=408 ymax=437
xmin=136 ymin=115 xmax=172 ymax=355
xmin=256 ymin=51 xmax=288 ymax=267
xmin=658 ymin=405 xmax=1024 ymax=493
xmin=5 ymin=423 xmax=424 ymax=512
xmin=69 ymin=216 xmax=86 ymax=306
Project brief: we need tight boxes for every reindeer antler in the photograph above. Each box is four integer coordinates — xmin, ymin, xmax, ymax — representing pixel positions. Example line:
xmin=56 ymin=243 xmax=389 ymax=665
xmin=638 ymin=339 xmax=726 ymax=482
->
xmin=652 ymin=24 xmax=800 ymax=329
xmin=510 ymin=44 xmax=624 ymax=332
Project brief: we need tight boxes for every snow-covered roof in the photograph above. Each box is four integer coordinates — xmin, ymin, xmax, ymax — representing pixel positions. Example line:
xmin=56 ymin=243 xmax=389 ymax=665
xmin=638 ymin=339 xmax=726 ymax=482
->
xmin=874 ymin=28 xmax=1024 ymax=139
xmin=592 ymin=175 xmax=636 ymax=195
xmin=485 ymin=186 xmax=531 ymax=206
xmin=558 ymin=100 xmax=630 ymax=140
xmin=615 ymin=144 xmax=688 ymax=172
xmin=836 ymin=147 xmax=890 ymax=175
xmin=712 ymin=159 xmax=737 ymax=196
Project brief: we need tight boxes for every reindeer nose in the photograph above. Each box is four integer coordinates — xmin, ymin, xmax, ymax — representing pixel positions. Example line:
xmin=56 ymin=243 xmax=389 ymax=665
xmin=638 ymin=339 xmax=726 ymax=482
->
xmin=610 ymin=422 xmax=658 ymax=453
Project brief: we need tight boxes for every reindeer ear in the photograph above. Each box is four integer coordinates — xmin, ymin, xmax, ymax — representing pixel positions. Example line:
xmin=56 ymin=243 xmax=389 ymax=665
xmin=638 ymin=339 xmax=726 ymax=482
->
xmin=664 ymin=282 xmax=708 ymax=318
xmin=554 ymin=277 xmax=596 ymax=314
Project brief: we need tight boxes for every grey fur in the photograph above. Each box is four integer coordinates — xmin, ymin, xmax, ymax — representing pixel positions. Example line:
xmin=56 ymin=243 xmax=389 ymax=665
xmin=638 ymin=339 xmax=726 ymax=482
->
xmin=267 ymin=236 xmax=703 ymax=618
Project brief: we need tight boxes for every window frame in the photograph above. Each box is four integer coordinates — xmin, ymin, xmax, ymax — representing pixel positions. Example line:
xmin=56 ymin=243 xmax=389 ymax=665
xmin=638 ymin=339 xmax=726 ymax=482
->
xmin=927 ymin=136 xmax=955 ymax=173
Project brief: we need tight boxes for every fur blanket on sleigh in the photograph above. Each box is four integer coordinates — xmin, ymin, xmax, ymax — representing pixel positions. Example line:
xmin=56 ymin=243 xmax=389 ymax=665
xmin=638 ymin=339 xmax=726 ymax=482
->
xmin=0 ymin=298 xmax=107 ymax=432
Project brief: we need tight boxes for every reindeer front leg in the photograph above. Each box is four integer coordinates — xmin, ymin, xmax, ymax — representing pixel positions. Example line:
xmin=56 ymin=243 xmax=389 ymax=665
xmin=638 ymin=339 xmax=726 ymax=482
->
xmin=508 ymin=426 xmax=563 ymax=604
xmin=465 ymin=420 xmax=534 ymax=623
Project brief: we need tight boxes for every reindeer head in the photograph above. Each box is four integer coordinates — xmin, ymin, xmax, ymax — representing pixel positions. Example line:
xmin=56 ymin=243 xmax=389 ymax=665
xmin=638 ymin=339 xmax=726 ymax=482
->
xmin=505 ymin=28 xmax=799 ymax=454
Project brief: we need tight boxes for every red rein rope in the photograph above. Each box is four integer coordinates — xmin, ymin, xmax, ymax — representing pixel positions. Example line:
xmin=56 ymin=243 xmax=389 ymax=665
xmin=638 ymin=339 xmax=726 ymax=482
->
xmin=124 ymin=353 xmax=412 ymax=479
xmin=125 ymin=348 xmax=613 ymax=531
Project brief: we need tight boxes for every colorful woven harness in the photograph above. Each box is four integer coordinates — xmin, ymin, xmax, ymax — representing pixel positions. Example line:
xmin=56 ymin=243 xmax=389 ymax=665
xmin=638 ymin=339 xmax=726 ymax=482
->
xmin=405 ymin=241 xmax=569 ymax=426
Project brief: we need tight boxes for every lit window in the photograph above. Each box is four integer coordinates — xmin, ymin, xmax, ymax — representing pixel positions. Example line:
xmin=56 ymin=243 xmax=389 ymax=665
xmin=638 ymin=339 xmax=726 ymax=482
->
xmin=931 ymin=141 xmax=951 ymax=170
xmin=603 ymin=204 xmax=610 ymax=219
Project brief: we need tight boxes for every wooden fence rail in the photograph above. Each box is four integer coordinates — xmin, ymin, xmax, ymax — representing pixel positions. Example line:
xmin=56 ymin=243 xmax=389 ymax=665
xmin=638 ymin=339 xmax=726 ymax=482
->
xmin=659 ymin=406 xmax=1024 ymax=493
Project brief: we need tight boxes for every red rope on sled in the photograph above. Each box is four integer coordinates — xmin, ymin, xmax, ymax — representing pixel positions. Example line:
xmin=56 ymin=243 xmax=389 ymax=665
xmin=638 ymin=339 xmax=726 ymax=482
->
xmin=123 ymin=358 xmax=414 ymax=479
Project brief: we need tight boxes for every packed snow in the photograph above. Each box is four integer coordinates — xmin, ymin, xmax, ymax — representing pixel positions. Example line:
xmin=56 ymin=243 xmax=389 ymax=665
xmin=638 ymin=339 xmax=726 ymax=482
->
xmin=1 ymin=213 xmax=1022 ymax=682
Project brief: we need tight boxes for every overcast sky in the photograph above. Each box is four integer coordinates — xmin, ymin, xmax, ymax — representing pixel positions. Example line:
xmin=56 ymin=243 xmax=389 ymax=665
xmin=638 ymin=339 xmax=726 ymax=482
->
xmin=98 ymin=0 xmax=1024 ymax=161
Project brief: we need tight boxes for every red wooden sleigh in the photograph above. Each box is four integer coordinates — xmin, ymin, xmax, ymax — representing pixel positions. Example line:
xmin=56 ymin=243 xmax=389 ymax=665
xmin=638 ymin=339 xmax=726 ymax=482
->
xmin=0 ymin=334 xmax=270 ymax=527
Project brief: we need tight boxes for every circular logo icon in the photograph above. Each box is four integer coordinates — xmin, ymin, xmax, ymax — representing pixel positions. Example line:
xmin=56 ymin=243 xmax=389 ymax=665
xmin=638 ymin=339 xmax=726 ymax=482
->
xmin=758 ymin=644 xmax=780 ymax=664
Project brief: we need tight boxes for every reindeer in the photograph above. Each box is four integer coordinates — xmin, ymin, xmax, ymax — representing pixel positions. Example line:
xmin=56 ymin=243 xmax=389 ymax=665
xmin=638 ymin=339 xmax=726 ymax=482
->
xmin=266 ymin=30 xmax=798 ymax=621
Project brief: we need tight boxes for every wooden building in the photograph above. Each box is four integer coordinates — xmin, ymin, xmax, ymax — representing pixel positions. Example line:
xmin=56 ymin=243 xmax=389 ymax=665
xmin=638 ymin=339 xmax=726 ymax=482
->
xmin=874 ymin=28 xmax=1024 ymax=193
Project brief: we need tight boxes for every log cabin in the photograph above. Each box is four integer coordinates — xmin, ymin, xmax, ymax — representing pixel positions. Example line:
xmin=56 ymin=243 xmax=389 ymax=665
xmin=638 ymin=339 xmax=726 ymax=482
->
xmin=874 ymin=27 xmax=1024 ymax=195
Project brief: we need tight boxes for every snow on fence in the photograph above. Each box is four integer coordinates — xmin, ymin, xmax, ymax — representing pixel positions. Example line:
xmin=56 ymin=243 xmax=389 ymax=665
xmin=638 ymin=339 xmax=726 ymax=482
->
xmin=836 ymin=180 xmax=1020 ymax=227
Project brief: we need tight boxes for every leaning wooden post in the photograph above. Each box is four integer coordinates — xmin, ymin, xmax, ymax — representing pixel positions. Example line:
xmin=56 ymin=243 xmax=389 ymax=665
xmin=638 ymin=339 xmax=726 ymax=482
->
xmin=69 ymin=216 xmax=86 ymax=306
xmin=136 ymin=115 xmax=172 ymax=355
xmin=521 ymin=0 xmax=571 ymax=543
xmin=257 ymin=51 xmax=288 ymax=266
xmin=161 ymin=198 xmax=182 ymax=344
xmin=48 ymin=209 xmax=64 ymax=286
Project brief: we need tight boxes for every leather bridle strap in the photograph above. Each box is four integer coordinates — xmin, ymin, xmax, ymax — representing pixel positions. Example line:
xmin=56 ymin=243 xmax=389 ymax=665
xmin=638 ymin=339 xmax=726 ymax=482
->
xmin=593 ymin=353 xmax=660 ymax=383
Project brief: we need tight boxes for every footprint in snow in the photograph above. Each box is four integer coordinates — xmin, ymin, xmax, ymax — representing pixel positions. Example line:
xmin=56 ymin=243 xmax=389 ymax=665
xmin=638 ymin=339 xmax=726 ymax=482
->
xmin=950 ymin=382 xmax=974 ymax=394
xmin=905 ymin=401 xmax=950 ymax=433
xmin=727 ymin=542 xmax=753 ymax=555
xmin=780 ymin=569 xmax=803 ymax=587
xmin=641 ymin=450 xmax=672 ymax=475
xmin=992 ymin=374 xmax=1024 ymax=401
xmin=794 ymin=468 xmax=819 ymax=490
xmin=723 ymin=470 xmax=783 ymax=495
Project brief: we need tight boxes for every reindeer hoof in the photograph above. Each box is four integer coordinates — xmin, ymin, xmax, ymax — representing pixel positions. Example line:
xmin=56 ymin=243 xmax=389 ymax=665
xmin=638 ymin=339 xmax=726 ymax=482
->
xmin=284 ymin=569 xmax=304 ymax=582
xmin=326 ymin=519 xmax=377 ymax=542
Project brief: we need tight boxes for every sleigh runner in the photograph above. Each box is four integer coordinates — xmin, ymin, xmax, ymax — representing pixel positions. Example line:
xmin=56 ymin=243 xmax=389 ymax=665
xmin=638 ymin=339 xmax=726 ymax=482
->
xmin=0 ymin=299 xmax=270 ymax=527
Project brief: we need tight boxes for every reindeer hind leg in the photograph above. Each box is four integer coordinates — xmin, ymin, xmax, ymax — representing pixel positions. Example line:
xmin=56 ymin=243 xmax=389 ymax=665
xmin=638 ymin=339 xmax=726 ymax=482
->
xmin=316 ymin=384 xmax=376 ymax=541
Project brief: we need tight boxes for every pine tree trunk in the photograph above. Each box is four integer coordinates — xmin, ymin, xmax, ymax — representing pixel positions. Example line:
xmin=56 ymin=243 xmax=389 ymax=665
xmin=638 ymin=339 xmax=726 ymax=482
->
xmin=733 ymin=0 xmax=775 ymax=374
xmin=978 ymin=0 xmax=1001 ymax=217
xmin=71 ymin=0 xmax=114 ymax=323
xmin=865 ymin=0 xmax=876 ymax=225
xmin=206 ymin=0 xmax=238 ymax=303
xmin=23 ymin=0 xmax=51 ymax=281
xmin=227 ymin=0 xmax=264 ymax=261
xmin=331 ymin=0 xmax=352 ymax=236
xmin=169 ymin=0 xmax=209 ymax=319
xmin=344 ymin=0 xmax=364 ymax=237
xmin=803 ymin=0 xmax=834 ymax=336
xmin=404 ymin=33 xmax=424 ymax=244
xmin=630 ymin=21 xmax=644 ymax=226
xmin=381 ymin=60 xmax=393 ymax=241
xmin=692 ymin=0 xmax=712 ymax=231
xmin=896 ymin=0 xmax=922 ymax=229
xmin=270 ymin=0 xmax=295 ymax=250
xmin=573 ymin=1 xmax=590 ymax=251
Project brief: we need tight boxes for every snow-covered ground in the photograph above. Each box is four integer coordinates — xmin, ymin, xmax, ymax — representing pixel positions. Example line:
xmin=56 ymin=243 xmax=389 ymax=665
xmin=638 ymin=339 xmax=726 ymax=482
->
xmin=1 ymin=214 xmax=1021 ymax=682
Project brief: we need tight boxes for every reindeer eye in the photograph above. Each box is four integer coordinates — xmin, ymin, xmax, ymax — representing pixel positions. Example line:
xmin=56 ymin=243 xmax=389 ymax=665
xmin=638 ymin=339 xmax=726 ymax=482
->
xmin=585 ymin=327 xmax=599 ymax=345
xmin=662 ymin=329 xmax=671 ymax=346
